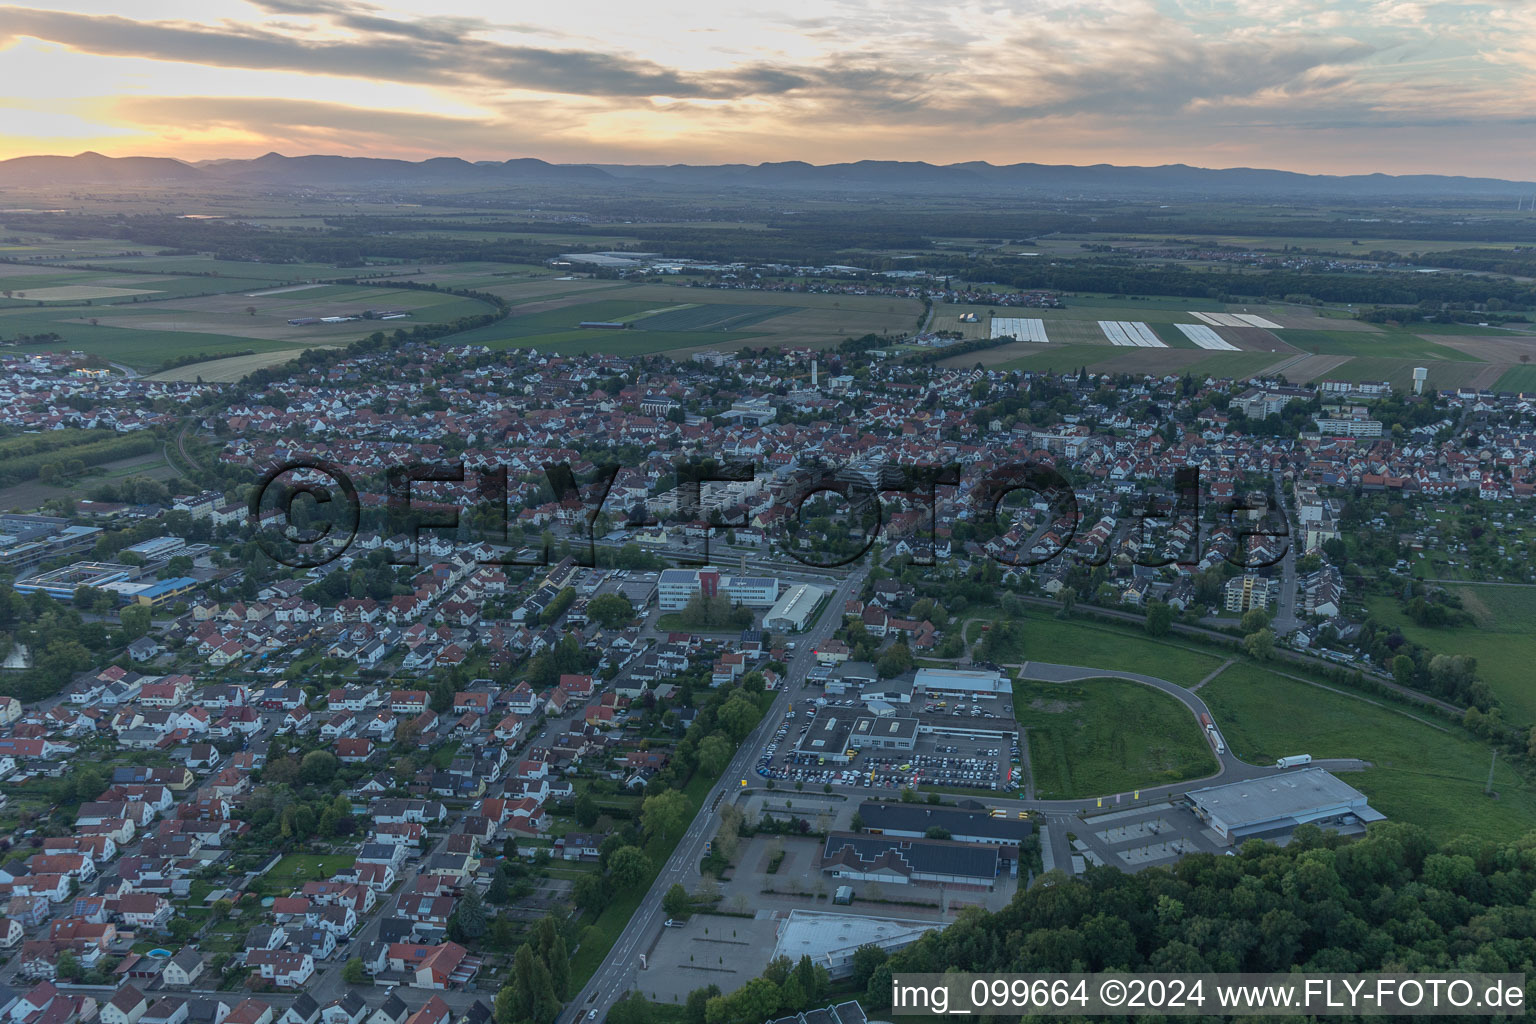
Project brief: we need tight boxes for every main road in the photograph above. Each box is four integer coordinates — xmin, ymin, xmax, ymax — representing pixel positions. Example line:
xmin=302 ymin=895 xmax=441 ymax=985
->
xmin=560 ymin=568 xmax=867 ymax=1023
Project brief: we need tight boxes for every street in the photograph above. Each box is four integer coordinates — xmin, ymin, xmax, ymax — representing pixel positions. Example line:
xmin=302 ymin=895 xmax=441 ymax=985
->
xmin=559 ymin=568 xmax=866 ymax=1023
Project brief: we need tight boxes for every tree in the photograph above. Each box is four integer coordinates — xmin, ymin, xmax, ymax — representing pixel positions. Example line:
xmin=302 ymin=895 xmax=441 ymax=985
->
xmin=300 ymin=749 xmax=338 ymax=784
xmin=572 ymin=873 xmax=607 ymax=912
xmin=450 ymin=886 xmax=488 ymax=941
xmin=502 ymin=943 xmax=560 ymax=1024
xmin=1145 ymin=601 xmax=1173 ymax=637
xmin=685 ymin=985 xmax=722 ymax=1024
xmin=717 ymin=691 xmax=759 ymax=742
xmin=643 ymin=789 xmax=690 ymax=843
xmin=607 ymin=993 xmax=659 ymax=1024
xmin=924 ymin=825 xmax=952 ymax=840
xmin=1240 ymin=607 xmax=1271 ymax=634
xmin=56 ymin=950 xmax=83 ymax=982
xmin=533 ymin=915 xmax=570 ymax=1000
xmin=608 ymin=845 xmax=652 ymax=890
xmin=850 ymin=943 xmax=888 ymax=987
xmin=574 ymin=791 xmax=600 ymax=827
xmin=119 ymin=603 xmax=152 ymax=640
xmin=664 ymin=883 xmax=691 ymax=918
xmin=698 ymin=734 xmax=732 ymax=778
xmin=1244 ymin=627 xmax=1275 ymax=661
xmin=343 ymin=957 xmax=367 ymax=984
xmin=487 ymin=866 xmax=511 ymax=904
xmin=587 ymin=593 xmax=634 ymax=629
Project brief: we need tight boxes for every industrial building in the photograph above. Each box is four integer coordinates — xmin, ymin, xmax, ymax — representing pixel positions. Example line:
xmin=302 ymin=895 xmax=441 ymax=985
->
xmin=1186 ymin=768 xmax=1385 ymax=844
xmin=820 ymin=832 xmax=1005 ymax=885
xmin=123 ymin=536 xmax=187 ymax=561
xmin=101 ymin=576 xmax=200 ymax=608
xmin=795 ymin=712 xmax=858 ymax=764
xmin=0 ymin=515 xmax=102 ymax=575
xmin=913 ymin=667 xmax=1011 ymax=699
xmin=764 ymin=582 xmax=828 ymax=631
xmin=857 ymin=801 xmax=1033 ymax=848
xmin=12 ymin=561 xmax=138 ymax=600
xmin=656 ymin=567 xmax=780 ymax=611
xmin=849 ymin=716 xmax=918 ymax=751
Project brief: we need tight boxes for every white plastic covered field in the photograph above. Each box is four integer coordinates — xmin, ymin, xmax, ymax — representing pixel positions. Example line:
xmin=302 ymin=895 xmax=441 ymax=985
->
xmin=1098 ymin=321 xmax=1166 ymax=347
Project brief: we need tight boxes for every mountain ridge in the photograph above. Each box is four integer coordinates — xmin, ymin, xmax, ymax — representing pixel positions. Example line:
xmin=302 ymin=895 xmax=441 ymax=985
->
xmin=1 ymin=151 xmax=1531 ymax=196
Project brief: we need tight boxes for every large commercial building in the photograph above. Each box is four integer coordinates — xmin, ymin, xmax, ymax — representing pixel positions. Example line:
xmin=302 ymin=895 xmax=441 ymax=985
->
xmin=913 ymin=667 xmax=1011 ymax=699
xmin=656 ymin=567 xmax=780 ymax=611
xmin=849 ymin=716 xmax=919 ymax=752
xmin=795 ymin=712 xmax=859 ymax=764
xmin=770 ymin=911 xmax=938 ymax=981
xmin=820 ymin=832 xmax=1005 ymax=885
xmin=0 ymin=515 xmax=102 ymax=575
xmin=1186 ymin=768 xmax=1385 ymax=844
xmin=13 ymin=561 xmax=138 ymax=600
xmin=764 ymin=582 xmax=827 ymax=631
xmin=857 ymin=802 xmax=1033 ymax=848
xmin=101 ymin=575 xmax=200 ymax=608
xmin=123 ymin=536 xmax=186 ymax=561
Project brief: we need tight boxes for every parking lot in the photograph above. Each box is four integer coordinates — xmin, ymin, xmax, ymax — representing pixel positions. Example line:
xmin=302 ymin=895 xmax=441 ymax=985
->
xmin=754 ymin=695 xmax=1024 ymax=794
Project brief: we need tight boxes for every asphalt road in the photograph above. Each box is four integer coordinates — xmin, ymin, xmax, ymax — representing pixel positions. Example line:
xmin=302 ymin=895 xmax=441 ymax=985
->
xmin=559 ymin=568 xmax=866 ymax=1024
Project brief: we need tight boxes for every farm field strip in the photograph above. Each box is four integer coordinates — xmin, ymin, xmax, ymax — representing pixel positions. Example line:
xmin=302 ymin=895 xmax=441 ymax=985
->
xmin=245 ymin=283 xmax=329 ymax=296
xmin=1175 ymin=324 xmax=1239 ymax=350
xmin=1191 ymin=311 xmax=1282 ymax=329
xmin=632 ymin=302 xmax=801 ymax=331
xmin=1099 ymin=320 xmax=1166 ymax=347
xmin=989 ymin=317 xmax=1048 ymax=342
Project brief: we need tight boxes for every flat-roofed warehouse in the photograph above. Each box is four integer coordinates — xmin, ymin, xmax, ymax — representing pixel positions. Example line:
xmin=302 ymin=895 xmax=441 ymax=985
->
xmin=765 ymin=582 xmax=828 ymax=631
xmin=914 ymin=667 xmax=1011 ymax=699
xmin=1187 ymin=768 xmax=1385 ymax=844
xmin=850 ymin=716 xmax=918 ymax=751
xmin=857 ymin=801 xmax=1032 ymax=847
xmin=796 ymin=711 xmax=858 ymax=764
xmin=819 ymin=831 xmax=1005 ymax=885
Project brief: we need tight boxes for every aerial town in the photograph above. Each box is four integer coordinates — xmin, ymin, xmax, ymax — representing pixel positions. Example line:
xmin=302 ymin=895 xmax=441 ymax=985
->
xmin=2 ymin=287 xmax=1535 ymax=1022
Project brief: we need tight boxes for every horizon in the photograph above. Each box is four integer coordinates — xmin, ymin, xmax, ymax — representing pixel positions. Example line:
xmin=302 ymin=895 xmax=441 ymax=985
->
xmin=1 ymin=1 xmax=1533 ymax=178
xmin=6 ymin=148 xmax=1536 ymax=186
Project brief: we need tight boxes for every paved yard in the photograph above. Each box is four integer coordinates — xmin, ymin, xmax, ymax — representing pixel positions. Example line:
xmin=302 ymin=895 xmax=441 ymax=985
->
xmin=637 ymin=916 xmax=783 ymax=1003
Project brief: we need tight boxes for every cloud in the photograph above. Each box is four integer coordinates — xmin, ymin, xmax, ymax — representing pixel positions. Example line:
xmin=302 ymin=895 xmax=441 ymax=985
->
xmin=0 ymin=5 xmax=821 ymax=100
xmin=1 ymin=0 xmax=1532 ymax=174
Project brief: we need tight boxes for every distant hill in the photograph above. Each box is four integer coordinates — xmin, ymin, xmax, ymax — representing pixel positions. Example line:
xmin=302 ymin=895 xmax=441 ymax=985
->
xmin=591 ymin=159 xmax=1536 ymax=197
xmin=0 ymin=151 xmax=1531 ymax=197
xmin=0 ymin=151 xmax=203 ymax=186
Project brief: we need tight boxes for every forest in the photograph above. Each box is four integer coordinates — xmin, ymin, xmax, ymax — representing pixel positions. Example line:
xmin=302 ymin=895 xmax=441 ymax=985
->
xmin=846 ymin=822 xmax=1536 ymax=1023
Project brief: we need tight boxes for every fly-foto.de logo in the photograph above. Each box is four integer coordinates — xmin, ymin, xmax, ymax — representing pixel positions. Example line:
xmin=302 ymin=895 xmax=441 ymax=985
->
xmin=248 ymin=457 xmax=1288 ymax=571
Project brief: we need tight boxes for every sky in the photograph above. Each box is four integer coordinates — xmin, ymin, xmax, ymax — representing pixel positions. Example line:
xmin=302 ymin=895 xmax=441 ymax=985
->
xmin=0 ymin=0 xmax=1532 ymax=178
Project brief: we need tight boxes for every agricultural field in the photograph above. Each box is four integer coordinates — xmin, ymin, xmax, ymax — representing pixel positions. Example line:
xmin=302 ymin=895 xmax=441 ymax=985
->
xmin=978 ymin=607 xmax=1226 ymax=687
xmin=1365 ymin=589 xmax=1536 ymax=725
xmin=0 ymin=283 xmax=498 ymax=370
xmin=1013 ymin=676 xmax=1218 ymax=799
xmin=1495 ymin=364 xmax=1536 ymax=392
xmin=632 ymin=303 xmax=800 ymax=332
xmin=930 ymin=312 xmax=988 ymax=339
xmin=0 ymin=265 xmax=282 ymax=305
xmin=1279 ymin=328 xmax=1479 ymax=360
xmin=453 ymin=284 xmax=919 ymax=356
xmin=1201 ymin=663 xmax=1536 ymax=842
